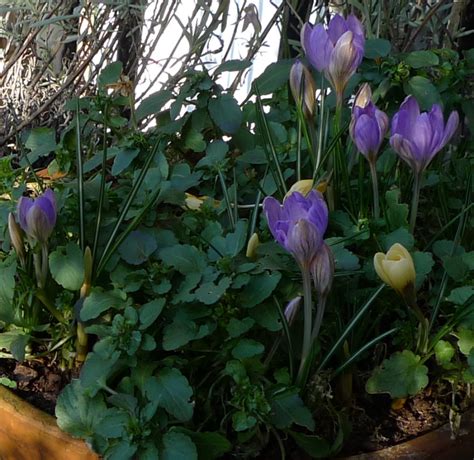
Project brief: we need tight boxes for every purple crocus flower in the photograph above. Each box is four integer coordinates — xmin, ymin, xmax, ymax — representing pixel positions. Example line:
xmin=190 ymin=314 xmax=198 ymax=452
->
xmin=390 ymin=96 xmax=459 ymax=174
xmin=301 ymin=14 xmax=365 ymax=104
xmin=17 ymin=189 xmax=57 ymax=243
xmin=350 ymin=83 xmax=389 ymax=164
xmin=263 ymin=190 xmax=328 ymax=269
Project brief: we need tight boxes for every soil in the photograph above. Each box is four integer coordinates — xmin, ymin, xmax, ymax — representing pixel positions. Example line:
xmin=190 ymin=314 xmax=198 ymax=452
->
xmin=0 ymin=358 xmax=472 ymax=457
xmin=342 ymin=380 xmax=473 ymax=455
xmin=0 ymin=358 xmax=76 ymax=415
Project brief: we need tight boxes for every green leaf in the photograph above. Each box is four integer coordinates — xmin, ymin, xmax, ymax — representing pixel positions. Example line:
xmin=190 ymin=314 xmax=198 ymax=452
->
xmin=49 ymin=243 xmax=84 ymax=291
xmin=366 ymin=350 xmax=429 ymax=398
xmin=269 ymin=390 xmax=315 ymax=430
xmin=332 ymin=246 xmax=360 ymax=271
xmin=162 ymin=318 xmax=198 ymax=350
xmin=447 ymin=286 xmax=474 ymax=305
xmin=434 ymin=340 xmax=455 ymax=365
xmin=162 ymin=432 xmax=197 ymax=460
xmin=0 ymin=259 xmax=16 ymax=323
xmin=364 ymin=38 xmax=391 ymax=59
xmin=81 ymin=288 xmax=128 ymax=321
xmin=226 ymin=318 xmax=255 ymax=338
xmin=253 ymin=59 xmax=293 ymax=94
xmin=412 ymin=251 xmax=434 ymax=288
xmin=381 ymin=227 xmax=414 ymax=251
xmin=55 ymin=379 xmax=107 ymax=439
xmin=462 ymin=251 xmax=474 ymax=270
xmin=106 ymin=441 xmax=137 ymax=460
xmin=160 ymin=244 xmax=207 ymax=275
xmin=144 ymin=368 xmax=193 ymax=421
xmin=403 ymin=76 xmax=440 ymax=111
xmin=118 ymin=230 xmax=158 ymax=265
xmin=196 ymin=140 xmax=229 ymax=169
xmin=232 ymin=411 xmax=256 ymax=431
xmin=10 ymin=334 xmax=30 ymax=362
xmin=385 ymin=189 xmax=409 ymax=230
xmin=177 ymin=429 xmax=232 ymax=460
xmin=433 ymin=240 xmax=464 ymax=259
xmin=111 ymin=147 xmax=140 ymax=176
xmin=95 ymin=408 xmax=129 ymax=438
xmin=184 ymin=129 xmax=206 ymax=152
xmin=405 ymin=51 xmax=439 ymax=69
xmin=195 ymin=277 xmax=231 ymax=305
xmin=25 ymin=127 xmax=57 ymax=162
xmin=232 ymin=339 xmax=264 ymax=359
xmin=139 ymin=298 xmax=165 ymax=330
xmin=208 ymin=94 xmax=242 ymax=134
xmin=288 ymin=431 xmax=331 ymax=459
xmin=98 ymin=61 xmax=123 ymax=89
xmin=239 ymin=272 xmax=281 ymax=308
xmin=457 ymin=328 xmax=474 ymax=356
xmin=136 ymin=90 xmax=173 ymax=121
xmin=443 ymin=255 xmax=468 ymax=280
xmin=215 ymin=59 xmax=252 ymax=74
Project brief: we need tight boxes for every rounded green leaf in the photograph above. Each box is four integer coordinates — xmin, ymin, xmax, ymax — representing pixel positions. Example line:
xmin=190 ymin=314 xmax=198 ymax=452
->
xmin=49 ymin=243 xmax=84 ymax=291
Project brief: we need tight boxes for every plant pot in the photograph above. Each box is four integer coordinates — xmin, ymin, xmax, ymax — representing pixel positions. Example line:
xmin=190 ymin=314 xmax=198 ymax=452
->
xmin=0 ymin=385 xmax=98 ymax=460
xmin=344 ymin=407 xmax=474 ymax=459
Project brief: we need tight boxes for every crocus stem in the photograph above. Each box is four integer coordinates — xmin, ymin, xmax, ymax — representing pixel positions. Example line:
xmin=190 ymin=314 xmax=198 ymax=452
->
xmin=296 ymin=107 xmax=302 ymax=181
xmin=36 ymin=290 xmax=65 ymax=324
xmin=297 ymin=268 xmax=313 ymax=385
xmin=33 ymin=252 xmax=43 ymax=289
xmin=410 ymin=173 xmax=422 ymax=233
xmin=76 ymin=322 xmax=88 ymax=363
xmin=311 ymin=296 xmax=327 ymax=343
xmin=41 ymin=243 xmax=49 ymax=289
xmin=369 ymin=160 xmax=380 ymax=219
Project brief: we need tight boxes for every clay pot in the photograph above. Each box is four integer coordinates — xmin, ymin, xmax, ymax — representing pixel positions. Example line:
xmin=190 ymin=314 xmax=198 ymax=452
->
xmin=0 ymin=385 xmax=99 ymax=460
xmin=344 ymin=407 xmax=474 ymax=460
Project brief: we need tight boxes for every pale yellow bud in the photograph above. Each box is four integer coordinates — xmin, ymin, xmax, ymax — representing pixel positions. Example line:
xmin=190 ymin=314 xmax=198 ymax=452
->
xmin=373 ymin=243 xmax=416 ymax=297
xmin=246 ymin=232 xmax=260 ymax=259
xmin=184 ymin=193 xmax=206 ymax=210
xmin=284 ymin=179 xmax=327 ymax=201
xmin=353 ymin=82 xmax=372 ymax=110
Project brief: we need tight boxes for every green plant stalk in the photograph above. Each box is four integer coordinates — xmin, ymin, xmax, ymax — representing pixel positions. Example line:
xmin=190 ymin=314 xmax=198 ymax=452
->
xmin=333 ymin=327 xmax=398 ymax=377
xmin=317 ymin=284 xmax=384 ymax=372
xmin=410 ymin=172 xmax=421 ymax=233
xmin=96 ymin=172 xmax=163 ymax=276
xmin=75 ymin=98 xmax=85 ymax=251
xmin=369 ymin=160 xmax=380 ymax=219
xmin=314 ymin=84 xmax=326 ymax=174
xmin=217 ymin=167 xmax=235 ymax=230
xmin=296 ymin=107 xmax=302 ymax=181
xmin=311 ymin=295 xmax=327 ymax=343
xmin=297 ymin=268 xmax=313 ymax=385
xmin=36 ymin=290 xmax=65 ymax=324
xmin=95 ymin=137 xmax=161 ymax=278
xmin=92 ymin=103 xmax=109 ymax=266
xmin=76 ymin=322 xmax=88 ymax=363
xmin=255 ymin=85 xmax=287 ymax=196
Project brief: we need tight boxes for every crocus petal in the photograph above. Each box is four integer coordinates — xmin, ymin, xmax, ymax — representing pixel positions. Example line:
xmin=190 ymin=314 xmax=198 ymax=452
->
xmin=427 ymin=104 xmax=444 ymax=153
xmin=286 ymin=219 xmax=322 ymax=267
xmin=311 ymin=242 xmax=334 ymax=297
xmin=440 ymin=110 xmax=459 ymax=150
xmin=303 ymin=23 xmax=332 ymax=71
xmin=34 ymin=194 xmax=57 ymax=227
xmin=392 ymin=96 xmax=420 ymax=139
xmin=353 ymin=114 xmax=380 ymax=158
xmin=346 ymin=14 xmax=365 ymax=43
xmin=263 ymin=196 xmax=283 ymax=239
xmin=374 ymin=253 xmax=391 ymax=286
xmin=327 ymin=14 xmax=348 ymax=45
xmin=327 ymin=30 xmax=357 ymax=95
xmin=17 ymin=197 xmax=34 ymax=232
xmin=306 ymin=190 xmax=329 ymax=236
xmin=26 ymin=206 xmax=53 ymax=243
xmin=375 ymin=108 xmax=389 ymax=138
xmin=390 ymin=134 xmax=418 ymax=172
xmin=411 ymin=113 xmax=433 ymax=165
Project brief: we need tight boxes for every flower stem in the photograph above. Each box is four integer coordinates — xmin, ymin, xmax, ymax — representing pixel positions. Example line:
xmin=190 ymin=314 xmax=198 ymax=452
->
xmin=410 ymin=173 xmax=422 ymax=233
xmin=311 ymin=295 xmax=327 ymax=343
xmin=369 ymin=161 xmax=380 ymax=219
xmin=297 ymin=268 xmax=313 ymax=385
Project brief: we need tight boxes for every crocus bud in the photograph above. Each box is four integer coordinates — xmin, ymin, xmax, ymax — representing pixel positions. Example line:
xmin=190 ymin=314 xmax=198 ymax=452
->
xmin=349 ymin=84 xmax=389 ymax=164
xmin=289 ymin=59 xmax=316 ymax=119
xmin=246 ymin=232 xmax=260 ymax=259
xmin=284 ymin=296 xmax=302 ymax=326
xmin=263 ymin=191 xmax=328 ymax=270
xmin=17 ymin=189 xmax=56 ymax=244
xmin=302 ymin=14 xmax=365 ymax=106
xmin=8 ymin=213 xmax=25 ymax=264
xmin=310 ymin=242 xmax=334 ymax=298
xmin=184 ymin=193 xmax=205 ymax=210
xmin=374 ymin=243 xmax=416 ymax=300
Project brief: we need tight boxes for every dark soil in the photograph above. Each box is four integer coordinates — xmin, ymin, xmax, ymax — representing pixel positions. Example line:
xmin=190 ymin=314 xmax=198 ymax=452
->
xmin=342 ymin=380 xmax=473 ymax=455
xmin=0 ymin=358 xmax=76 ymax=415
